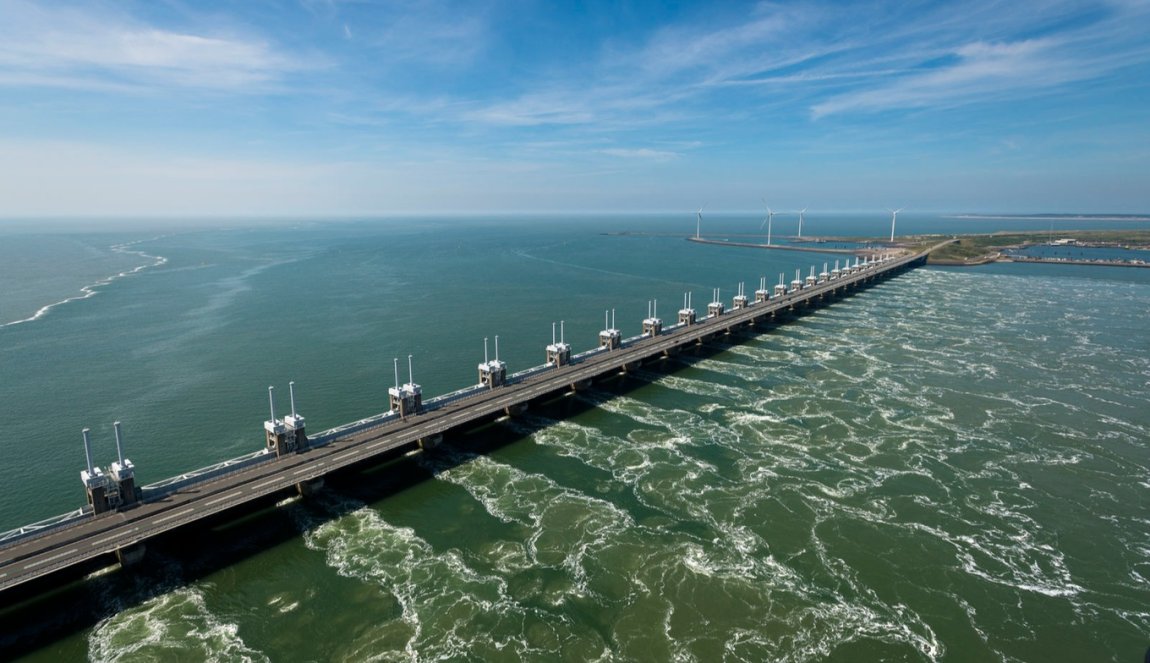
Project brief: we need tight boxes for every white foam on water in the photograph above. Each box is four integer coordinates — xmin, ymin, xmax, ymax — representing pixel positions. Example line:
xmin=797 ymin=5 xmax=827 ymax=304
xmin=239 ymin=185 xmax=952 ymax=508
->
xmin=278 ymin=601 xmax=300 ymax=614
xmin=2 ymin=237 xmax=168 ymax=328
xmin=668 ymin=523 xmax=945 ymax=663
xmin=673 ymin=354 xmax=781 ymax=385
xmin=88 ymin=584 xmax=268 ymax=663
xmin=580 ymin=390 xmax=742 ymax=450
xmin=717 ymin=601 xmax=945 ymax=663
xmin=530 ymin=412 xmax=733 ymax=526
xmin=329 ymin=268 xmax=1150 ymax=657
xmin=513 ymin=413 xmax=944 ymax=661
xmin=717 ymin=342 xmax=800 ymax=364
xmin=298 ymin=493 xmax=603 ymax=660
xmin=423 ymin=449 xmax=636 ymax=602
xmin=630 ymin=368 xmax=752 ymax=403
xmin=952 ymin=533 xmax=1084 ymax=599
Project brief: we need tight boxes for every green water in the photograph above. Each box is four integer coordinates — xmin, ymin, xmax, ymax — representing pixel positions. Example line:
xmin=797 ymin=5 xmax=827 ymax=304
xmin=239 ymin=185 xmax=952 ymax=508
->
xmin=1 ymin=217 xmax=1148 ymax=661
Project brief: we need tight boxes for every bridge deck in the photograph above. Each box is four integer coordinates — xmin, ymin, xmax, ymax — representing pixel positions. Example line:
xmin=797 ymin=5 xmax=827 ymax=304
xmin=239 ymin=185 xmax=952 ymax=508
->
xmin=0 ymin=249 xmax=928 ymax=594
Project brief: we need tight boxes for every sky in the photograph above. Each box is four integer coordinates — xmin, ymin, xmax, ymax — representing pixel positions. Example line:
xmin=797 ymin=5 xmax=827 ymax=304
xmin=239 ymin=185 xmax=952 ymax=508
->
xmin=0 ymin=0 xmax=1148 ymax=217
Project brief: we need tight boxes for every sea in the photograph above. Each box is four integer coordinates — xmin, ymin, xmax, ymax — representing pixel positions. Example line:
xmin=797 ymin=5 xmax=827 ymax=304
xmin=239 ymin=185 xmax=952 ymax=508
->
xmin=1 ymin=213 xmax=1148 ymax=662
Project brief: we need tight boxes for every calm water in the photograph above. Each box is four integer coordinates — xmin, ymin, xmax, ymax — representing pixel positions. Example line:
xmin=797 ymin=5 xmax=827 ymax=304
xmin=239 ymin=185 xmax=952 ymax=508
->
xmin=1005 ymin=244 xmax=1150 ymax=263
xmin=1 ymin=215 xmax=1148 ymax=661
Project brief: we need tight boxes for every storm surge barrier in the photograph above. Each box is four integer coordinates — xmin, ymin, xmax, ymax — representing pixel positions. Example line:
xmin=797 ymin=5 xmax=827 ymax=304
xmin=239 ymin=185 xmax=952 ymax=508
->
xmin=0 ymin=246 xmax=935 ymax=594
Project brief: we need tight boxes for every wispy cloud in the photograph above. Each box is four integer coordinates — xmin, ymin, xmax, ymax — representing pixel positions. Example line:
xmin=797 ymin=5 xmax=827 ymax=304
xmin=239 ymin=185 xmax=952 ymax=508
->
xmin=633 ymin=8 xmax=798 ymax=80
xmin=461 ymin=93 xmax=597 ymax=127
xmin=450 ymin=1 xmax=1147 ymax=132
xmin=598 ymin=147 xmax=679 ymax=161
xmin=811 ymin=38 xmax=1080 ymax=118
xmin=808 ymin=0 xmax=1150 ymax=119
xmin=2 ymin=0 xmax=1147 ymax=214
xmin=0 ymin=0 xmax=309 ymax=92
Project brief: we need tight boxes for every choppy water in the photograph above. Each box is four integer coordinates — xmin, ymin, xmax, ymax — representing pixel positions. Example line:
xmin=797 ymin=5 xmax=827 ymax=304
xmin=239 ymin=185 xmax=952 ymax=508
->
xmin=1 ymin=217 xmax=1148 ymax=661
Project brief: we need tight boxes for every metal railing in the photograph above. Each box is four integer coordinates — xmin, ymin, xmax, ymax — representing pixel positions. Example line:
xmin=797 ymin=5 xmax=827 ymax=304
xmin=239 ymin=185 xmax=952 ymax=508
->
xmin=141 ymin=448 xmax=275 ymax=500
xmin=0 ymin=508 xmax=88 ymax=549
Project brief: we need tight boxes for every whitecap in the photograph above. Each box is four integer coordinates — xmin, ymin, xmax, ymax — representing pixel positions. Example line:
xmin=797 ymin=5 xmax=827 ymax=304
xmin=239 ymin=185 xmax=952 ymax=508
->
xmin=88 ymin=585 xmax=268 ymax=662
xmin=2 ymin=236 xmax=168 ymax=328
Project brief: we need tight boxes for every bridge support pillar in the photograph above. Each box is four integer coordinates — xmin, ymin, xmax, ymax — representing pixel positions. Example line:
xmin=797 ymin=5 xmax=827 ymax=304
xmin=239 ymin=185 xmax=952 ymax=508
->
xmin=116 ymin=543 xmax=147 ymax=568
xmin=570 ymin=379 xmax=592 ymax=391
xmin=505 ymin=403 xmax=529 ymax=416
xmin=419 ymin=434 xmax=443 ymax=450
xmin=296 ymin=477 xmax=324 ymax=497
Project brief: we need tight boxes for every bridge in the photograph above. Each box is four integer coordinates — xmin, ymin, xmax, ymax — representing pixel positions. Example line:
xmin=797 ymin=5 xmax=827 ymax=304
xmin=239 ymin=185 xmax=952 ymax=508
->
xmin=0 ymin=246 xmax=936 ymax=595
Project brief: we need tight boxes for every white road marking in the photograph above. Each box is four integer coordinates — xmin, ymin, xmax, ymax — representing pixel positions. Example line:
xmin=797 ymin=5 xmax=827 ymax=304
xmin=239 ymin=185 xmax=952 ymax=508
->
xmin=205 ymin=491 xmax=243 ymax=507
xmin=24 ymin=548 xmax=79 ymax=570
xmin=153 ymin=507 xmax=195 ymax=525
xmin=89 ymin=527 xmax=140 ymax=549
xmin=250 ymin=477 xmax=285 ymax=492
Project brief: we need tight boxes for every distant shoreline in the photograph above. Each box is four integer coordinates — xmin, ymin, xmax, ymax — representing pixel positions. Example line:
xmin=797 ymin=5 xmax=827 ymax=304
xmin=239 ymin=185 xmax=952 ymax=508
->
xmin=684 ymin=236 xmax=872 ymax=255
xmin=671 ymin=229 xmax=1150 ymax=270
xmin=999 ymin=256 xmax=1150 ymax=268
xmin=946 ymin=214 xmax=1150 ymax=222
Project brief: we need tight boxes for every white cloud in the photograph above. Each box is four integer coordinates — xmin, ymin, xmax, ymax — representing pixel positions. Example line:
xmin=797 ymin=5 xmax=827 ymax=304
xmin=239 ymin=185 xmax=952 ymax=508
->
xmin=635 ymin=10 xmax=793 ymax=79
xmin=808 ymin=0 xmax=1150 ymax=119
xmin=811 ymin=38 xmax=1091 ymax=118
xmin=461 ymin=92 xmax=597 ymax=126
xmin=0 ymin=0 xmax=308 ymax=92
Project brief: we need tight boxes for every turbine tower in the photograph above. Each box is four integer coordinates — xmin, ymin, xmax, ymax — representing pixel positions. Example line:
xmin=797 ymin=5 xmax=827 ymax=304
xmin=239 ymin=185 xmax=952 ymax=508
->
xmin=695 ymin=204 xmax=706 ymax=239
xmin=760 ymin=198 xmax=775 ymax=246
xmin=797 ymin=207 xmax=807 ymax=239
xmin=887 ymin=207 xmax=904 ymax=242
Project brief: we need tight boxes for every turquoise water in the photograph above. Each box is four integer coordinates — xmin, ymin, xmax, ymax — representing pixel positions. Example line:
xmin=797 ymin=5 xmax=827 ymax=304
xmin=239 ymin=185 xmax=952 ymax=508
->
xmin=1006 ymin=244 xmax=1150 ymax=263
xmin=1 ymin=216 xmax=1148 ymax=661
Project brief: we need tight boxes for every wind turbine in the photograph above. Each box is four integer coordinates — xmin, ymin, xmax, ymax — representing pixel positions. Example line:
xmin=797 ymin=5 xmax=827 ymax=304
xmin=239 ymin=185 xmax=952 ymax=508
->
xmin=759 ymin=198 xmax=775 ymax=246
xmin=695 ymin=204 xmax=707 ymax=239
xmin=887 ymin=207 xmax=903 ymax=242
xmin=797 ymin=207 xmax=807 ymax=239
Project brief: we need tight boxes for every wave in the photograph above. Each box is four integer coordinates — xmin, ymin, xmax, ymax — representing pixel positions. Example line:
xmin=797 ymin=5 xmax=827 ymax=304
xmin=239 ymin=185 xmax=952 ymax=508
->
xmin=510 ymin=412 xmax=946 ymax=661
xmin=88 ymin=584 xmax=267 ymax=662
xmin=421 ymin=448 xmax=636 ymax=603
xmin=296 ymin=493 xmax=611 ymax=660
xmin=1 ymin=237 xmax=168 ymax=328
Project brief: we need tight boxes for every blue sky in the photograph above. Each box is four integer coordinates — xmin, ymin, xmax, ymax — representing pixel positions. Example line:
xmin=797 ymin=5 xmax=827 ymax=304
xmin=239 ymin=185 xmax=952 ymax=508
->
xmin=0 ymin=0 xmax=1147 ymax=216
